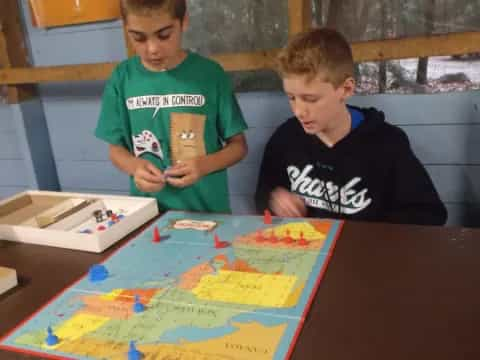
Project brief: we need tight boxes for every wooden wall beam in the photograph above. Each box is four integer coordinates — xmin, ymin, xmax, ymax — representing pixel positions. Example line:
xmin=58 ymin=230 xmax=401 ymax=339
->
xmin=0 ymin=62 xmax=117 ymax=84
xmin=288 ymin=0 xmax=312 ymax=37
xmin=0 ymin=50 xmax=279 ymax=84
xmin=0 ymin=0 xmax=37 ymax=103
xmin=0 ymin=31 xmax=480 ymax=85
xmin=212 ymin=50 xmax=279 ymax=72
xmin=352 ymin=31 xmax=480 ymax=63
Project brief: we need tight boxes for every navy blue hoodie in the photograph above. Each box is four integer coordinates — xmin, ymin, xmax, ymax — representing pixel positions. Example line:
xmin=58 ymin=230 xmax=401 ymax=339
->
xmin=255 ymin=106 xmax=447 ymax=226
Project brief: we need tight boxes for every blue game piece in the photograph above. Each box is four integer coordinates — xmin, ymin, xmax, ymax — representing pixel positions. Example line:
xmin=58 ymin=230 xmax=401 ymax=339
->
xmin=45 ymin=326 xmax=59 ymax=346
xmin=118 ymin=214 xmax=125 ymax=219
xmin=133 ymin=295 xmax=145 ymax=313
xmin=88 ymin=264 xmax=109 ymax=283
xmin=128 ymin=340 xmax=142 ymax=360
xmin=107 ymin=220 xmax=115 ymax=227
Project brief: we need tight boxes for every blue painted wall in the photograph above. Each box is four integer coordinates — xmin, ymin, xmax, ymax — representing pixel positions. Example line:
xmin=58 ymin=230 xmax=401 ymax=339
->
xmin=0 ymin=105 xmax=30 ymax=198
xmin=0 ymin=99 xmax=59 ymax=199
xmin=1 ymin=0 xmax=479 ymax=226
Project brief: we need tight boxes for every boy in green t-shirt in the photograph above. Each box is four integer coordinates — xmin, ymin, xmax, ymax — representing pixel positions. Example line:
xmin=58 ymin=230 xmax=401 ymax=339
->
xmin=96 ymin=0 xmax=248 ymax=213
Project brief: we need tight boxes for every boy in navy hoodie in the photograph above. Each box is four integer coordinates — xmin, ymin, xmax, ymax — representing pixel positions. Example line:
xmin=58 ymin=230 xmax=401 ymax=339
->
xmin=255 ymin=28 xmax=447 ymax=226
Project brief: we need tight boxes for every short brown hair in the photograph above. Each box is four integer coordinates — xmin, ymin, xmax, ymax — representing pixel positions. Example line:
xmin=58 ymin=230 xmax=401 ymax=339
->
xmin=120 ymin=0 xmax=186 ymax=21
xmin=276 ymin=28 xmax=354 ymax=88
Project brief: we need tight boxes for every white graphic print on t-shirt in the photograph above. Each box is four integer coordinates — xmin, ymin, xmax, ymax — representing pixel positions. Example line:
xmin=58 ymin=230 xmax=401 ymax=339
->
xmin=287 ymin=164 xmax=372 ymax=214
xmin=132 ymin=130 xmax=164 ymax=159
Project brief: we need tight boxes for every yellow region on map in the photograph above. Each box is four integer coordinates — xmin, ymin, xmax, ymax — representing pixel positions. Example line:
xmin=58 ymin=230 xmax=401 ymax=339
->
xmin=55 ymin=321 xmax=287 ymax=360
xmin=100 ymin=288 xmax=124 ymax=301
xmin=44 ymin=313 xmax=110 ymax=348
xmin=269 ymin=222 xmax=326 ymax=241
xmin=192 ymin=270 xmax=297 ymax=307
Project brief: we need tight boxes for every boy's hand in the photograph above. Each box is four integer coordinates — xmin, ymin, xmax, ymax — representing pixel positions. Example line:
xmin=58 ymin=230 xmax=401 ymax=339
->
xmin=269 ymin=187 xmax=307 ymax=217
xmin=133 ymin=159 xmax=166 ymax=193
xmin=164 ymin=159 xmax=205 ymax=188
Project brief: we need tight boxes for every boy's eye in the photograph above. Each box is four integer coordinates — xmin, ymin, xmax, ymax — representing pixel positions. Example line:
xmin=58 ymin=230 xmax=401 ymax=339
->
xmin=157 ymin=30 xmax=173 ymax=40
xmin=303 ymin=96 xmax=319 ymax=103
xmin=132 ymin=36 xmax=146 ymax=43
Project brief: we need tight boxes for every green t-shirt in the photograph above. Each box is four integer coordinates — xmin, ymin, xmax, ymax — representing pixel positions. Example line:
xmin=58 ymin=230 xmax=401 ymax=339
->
xmin=95 ymin=52 xmax=247 ymax=213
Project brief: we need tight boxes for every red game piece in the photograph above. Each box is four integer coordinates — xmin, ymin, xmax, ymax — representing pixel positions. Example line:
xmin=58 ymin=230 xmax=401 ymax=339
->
xmin=269 ymin=230 xmax=278 ymax=243
xmin=298 ymin=231 xmax=309 ymax=246
xmin=152 ymin=226 xmax=161 ymax=243
xmin=263 ymin=209 xmax=272 ymax=224
xmin=255 ymin=230 xmax=265 ymax=242
xmin=283 ymin=229 xmax=293 ymax=244
xmin=214 ymin=234 xmax=230 ymax=249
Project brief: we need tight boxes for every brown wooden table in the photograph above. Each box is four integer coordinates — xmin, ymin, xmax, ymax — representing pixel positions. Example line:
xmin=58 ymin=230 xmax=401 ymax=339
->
xmin=1 ymin=220 xmax=479 ymax=359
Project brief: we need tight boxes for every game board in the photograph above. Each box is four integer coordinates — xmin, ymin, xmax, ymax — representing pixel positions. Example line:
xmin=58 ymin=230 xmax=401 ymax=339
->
xmin=0 ymin=210 xmax=343 ymax=360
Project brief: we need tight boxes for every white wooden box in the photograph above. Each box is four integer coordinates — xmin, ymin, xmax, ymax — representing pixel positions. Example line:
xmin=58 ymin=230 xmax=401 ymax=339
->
xmin=0 ymin=191 xmax=158 ymax=253
xmin=0 ymin=267 xmax=17 ymax=295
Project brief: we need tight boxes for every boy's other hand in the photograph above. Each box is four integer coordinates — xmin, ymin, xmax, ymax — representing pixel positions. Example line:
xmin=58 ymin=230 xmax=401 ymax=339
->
xmin=133 ymin=159 xmax=166 ymax=193
xmin=269 ymin=187 xmax=307 ymax=218
xmin=164 ymin=159 xmax=205 ymax=188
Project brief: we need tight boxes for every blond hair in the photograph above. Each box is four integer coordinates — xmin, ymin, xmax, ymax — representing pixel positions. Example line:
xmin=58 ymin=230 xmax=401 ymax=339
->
xmin=276 ymin=28 xmax=354 ymax=88
xmin=120 ymin=0 xmax=186 ymax=21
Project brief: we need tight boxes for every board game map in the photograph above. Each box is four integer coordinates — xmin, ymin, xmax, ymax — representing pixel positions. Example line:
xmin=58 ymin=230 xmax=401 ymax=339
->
xmin=0 ymin=211 xmax=343 ymax=360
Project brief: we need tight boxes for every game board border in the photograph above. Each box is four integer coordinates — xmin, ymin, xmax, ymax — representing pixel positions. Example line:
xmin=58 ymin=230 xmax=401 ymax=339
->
xmin=285 ymin=220 xmax=344 ymax=360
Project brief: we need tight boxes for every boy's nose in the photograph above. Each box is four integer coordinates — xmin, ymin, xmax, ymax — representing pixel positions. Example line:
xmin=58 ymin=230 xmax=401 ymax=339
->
xmin=293 ymin=102 xmax=307 ymax=119
xmin=146 ymin=40 xmax=162 ymax=56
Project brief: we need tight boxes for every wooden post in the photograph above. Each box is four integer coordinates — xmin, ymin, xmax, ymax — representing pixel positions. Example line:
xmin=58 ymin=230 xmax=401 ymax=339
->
xmin=288 ymin=0 xmax=312 ymax=37
xmin=0 ymin=0 xmax=36 ymax=104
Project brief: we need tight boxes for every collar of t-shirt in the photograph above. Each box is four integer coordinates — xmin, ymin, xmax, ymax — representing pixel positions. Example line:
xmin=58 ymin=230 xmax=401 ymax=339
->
xmin=349 ymin=106 xmax=364 ymax=131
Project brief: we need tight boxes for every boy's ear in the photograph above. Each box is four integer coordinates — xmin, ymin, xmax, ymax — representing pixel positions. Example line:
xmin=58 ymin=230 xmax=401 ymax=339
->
xmin=340 ymin=77 xmax=355 ymax=101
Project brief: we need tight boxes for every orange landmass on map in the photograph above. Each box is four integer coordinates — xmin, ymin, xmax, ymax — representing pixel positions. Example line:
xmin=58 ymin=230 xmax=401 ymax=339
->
xmin=214 ymin=254 xmax=261 ymax=273
xmin=56 ymin=321 xmax=287 ymax=360
xmin=178 ymin=262 xmax=215 ymax=290
xmin=310 ymin=219 xmax=333 ymax=234
xmin=117 ymin=288 xmax=158 ymax=303
xmin=80 ymin=289 xmax=159 ymax=320
xmin=81 ymin=295 xmax=132 ymax=320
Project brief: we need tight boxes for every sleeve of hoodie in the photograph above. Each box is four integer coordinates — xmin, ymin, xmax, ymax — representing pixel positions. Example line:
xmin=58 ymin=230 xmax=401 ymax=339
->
xmin=255 ymin=127 xmax=291 ymax=214
xmin=386 ymin=128 xmax=447 ymax=225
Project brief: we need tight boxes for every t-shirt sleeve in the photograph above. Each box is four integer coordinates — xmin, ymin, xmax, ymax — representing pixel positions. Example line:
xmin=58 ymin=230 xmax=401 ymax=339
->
xmin=216 ymin=70 xmax=248 ymax=140
xmin=95 ymin=69 xmax=130 ymax=148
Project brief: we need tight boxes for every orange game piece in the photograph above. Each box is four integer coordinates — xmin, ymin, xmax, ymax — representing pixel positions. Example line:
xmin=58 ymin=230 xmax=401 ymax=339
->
xmin=263 ymin=209 xmax=272 ymax=224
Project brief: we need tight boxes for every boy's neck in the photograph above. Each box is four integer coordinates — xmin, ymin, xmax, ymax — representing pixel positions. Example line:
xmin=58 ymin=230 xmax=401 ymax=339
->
xmin=168 ymin=49 xmax=188 ymax=70
xmin=316 ymin=106 xmax=351 ymax=148
xmin=141 ymin=49 xmax=188 ymax=72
